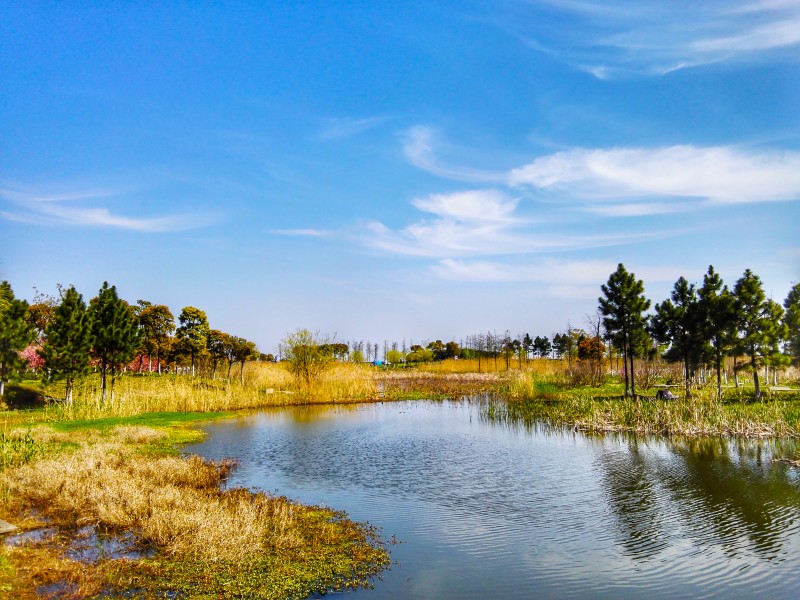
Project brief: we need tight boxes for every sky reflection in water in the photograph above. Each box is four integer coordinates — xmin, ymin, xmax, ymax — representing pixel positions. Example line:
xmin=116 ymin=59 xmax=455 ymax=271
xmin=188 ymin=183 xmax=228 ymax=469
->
xmin=189 ymin=400 xmax=800 ymax=599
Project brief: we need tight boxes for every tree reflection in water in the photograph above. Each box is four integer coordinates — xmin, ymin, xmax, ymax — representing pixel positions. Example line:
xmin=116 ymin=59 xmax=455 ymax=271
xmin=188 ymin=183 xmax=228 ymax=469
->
xmin=595 ymin=434 xmax=800 ymax=563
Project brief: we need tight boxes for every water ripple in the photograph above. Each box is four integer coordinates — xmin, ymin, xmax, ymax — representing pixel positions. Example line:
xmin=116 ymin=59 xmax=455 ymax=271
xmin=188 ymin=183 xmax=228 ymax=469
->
xmin=190 ymin=400 xmax=800 ymax=599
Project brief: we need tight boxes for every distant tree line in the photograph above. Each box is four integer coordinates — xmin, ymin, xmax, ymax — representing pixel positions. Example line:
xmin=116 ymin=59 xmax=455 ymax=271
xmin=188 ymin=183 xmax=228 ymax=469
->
xmin=0 ymin=281 xmax=263 ymax=403
xmin=3 ymin=265 xmax=798 ymax=402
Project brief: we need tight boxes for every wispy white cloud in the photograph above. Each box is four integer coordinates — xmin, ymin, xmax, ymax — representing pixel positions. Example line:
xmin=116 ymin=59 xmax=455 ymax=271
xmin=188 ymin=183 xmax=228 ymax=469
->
xmin=365 ymin=189 xmax=528 ymax=257
xmin=430 ymin=257 xmax=691 ymax=296
xmin=364 ymin=189 xmax=669 ymax=258
xmin=268 ymin=228 xmax=330 ymax=237
xmin=411 ymin=189 xmax=518 ymax=222
xmin=401 ymin=126 xmax=506 ymax=183
xmin=0 ymin=185 xmax=212 ymax=232
xmin=505 ymin=0 xmax=800 ymax=76
xmin=315 ymin=116 xmax=390 ymax=141
xmin=432 ymin=258 xmax=618 ymax=284
xmin=510 ymin=145 xmax=800 ymax=207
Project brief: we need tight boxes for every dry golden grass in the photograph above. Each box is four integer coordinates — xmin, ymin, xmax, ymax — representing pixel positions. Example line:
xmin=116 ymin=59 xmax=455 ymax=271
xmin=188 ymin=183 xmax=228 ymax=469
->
xmin=377 ymin=370 xmax=500 ymax=398
xmin=37 ymin=361 xmax=382 ymax=421
xmin=0 ymin=424 xmax=390 ymax=598
xmin=0 ymin=439 xmax=300 ymax=563
xmin=419 ymin=357 xmax=567 ymax=376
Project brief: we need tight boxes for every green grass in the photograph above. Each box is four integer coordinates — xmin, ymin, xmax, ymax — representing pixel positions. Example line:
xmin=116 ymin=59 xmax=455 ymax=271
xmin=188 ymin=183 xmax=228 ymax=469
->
xmin=50 ymin=410 xmax=236 ymax=432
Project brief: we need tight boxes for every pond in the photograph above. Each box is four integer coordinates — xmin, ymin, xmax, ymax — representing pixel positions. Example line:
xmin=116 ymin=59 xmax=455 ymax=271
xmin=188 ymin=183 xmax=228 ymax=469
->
xmin=188 ymin=399 xmax=800 ymax=599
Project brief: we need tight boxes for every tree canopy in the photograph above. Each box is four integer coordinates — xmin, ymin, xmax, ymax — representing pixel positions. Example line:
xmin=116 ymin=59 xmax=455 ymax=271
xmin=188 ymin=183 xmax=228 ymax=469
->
xmin=599 ymin=264 xmax=651 ymax=397
xmin=39 ymin=286 xmax=93 ymax=404
xmin=89 ymin=282 xmax=140 ymax=403
xmin=0 ymin=281 xmax=35 ymax=396
xmin=175 ymin=306 xmax=210 ymax=376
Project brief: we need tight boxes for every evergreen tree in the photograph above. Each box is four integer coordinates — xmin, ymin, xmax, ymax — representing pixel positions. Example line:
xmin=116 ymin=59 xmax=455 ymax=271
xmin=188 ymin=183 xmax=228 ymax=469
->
xmin=784 ymin=283 xmax=800 ymax=372
xmin=697 ymin=266 xmax=737 ymax=400
xmin=0 ymin=281 xmax=35 ymax=396
xmin=599 ymin=264 xmax=651 ymax=397
xmin=762 ymin=298 xmax=789 ymax=384
xmin=732 ymin=269 xmax=781 ymax=400
xmin=137 ymin=304 xmax=175 ymax=374
xmin=207 ymin=329 xmax=228 ymax=379
xmin=176 ymin=306 xmax=209 ymax=376
xmin=40 ymin=286 xmax=92 ymax=404
xmin=232 ymin=337 xmax=258 ymax=385
xmin=651 ymin=276 xmax=705 ymax=398
xmin=89 ymin=282 xmax=140 ymax=403
xmin=522 ymin=333 xmax=533 ymax=362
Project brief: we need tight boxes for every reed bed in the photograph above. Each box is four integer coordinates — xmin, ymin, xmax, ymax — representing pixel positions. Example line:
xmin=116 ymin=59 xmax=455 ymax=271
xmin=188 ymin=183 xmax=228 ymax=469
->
xmin=418 ymin=357 xmax=566 ymax=375
xmin=27 ymin=361 xmax=381 ymax=422
xmin=0 ymin=427 xmax=389 ymax=598
xmin=378 ymin=370 xmax=500 ymax=399
xmin=486 ymin=373 xmax=800 ymax=438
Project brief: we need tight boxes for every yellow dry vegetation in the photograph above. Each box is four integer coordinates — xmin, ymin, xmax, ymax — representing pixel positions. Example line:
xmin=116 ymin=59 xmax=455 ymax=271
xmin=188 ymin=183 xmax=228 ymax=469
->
xmin=0 ymin=426 xmax=389 ymax=598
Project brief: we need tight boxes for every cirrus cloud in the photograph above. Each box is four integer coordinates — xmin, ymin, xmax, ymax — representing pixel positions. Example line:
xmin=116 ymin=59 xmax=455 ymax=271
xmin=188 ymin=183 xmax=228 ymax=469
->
xmin=0 ymin=185 xmax=214 ymax=233
xmin=509 ymin=145 xmax=800 ymax=207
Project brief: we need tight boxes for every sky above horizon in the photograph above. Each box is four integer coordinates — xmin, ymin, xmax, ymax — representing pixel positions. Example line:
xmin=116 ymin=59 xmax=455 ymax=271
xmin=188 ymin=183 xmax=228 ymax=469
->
xmin=2 ymin=1 xmax=799 ymax=352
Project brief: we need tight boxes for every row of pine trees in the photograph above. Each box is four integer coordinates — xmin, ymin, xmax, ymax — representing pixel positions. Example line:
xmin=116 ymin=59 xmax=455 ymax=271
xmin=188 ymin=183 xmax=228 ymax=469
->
xmin=599 ymin=265 xmax=800 ymax=400
xmin=0 ymin=281 xmax=259 ymax=403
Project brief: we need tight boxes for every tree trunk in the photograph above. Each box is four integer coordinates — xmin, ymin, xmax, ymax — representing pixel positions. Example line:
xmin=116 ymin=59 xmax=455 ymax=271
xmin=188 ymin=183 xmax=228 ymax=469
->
xmin=0 ymin=379 xmax=4 ymax=397
xmin=629 ymin=349 xmax=636 ymax=397
xmin=240 ymin=361 xmax=245 ymax=385
xmin=752 ymin=350 xmax=761 ymax=401
xmin=101 ymin=364 xmax=108 ymax=404
xmin=683 ymin=352 xmax=691 ymax=399
xmin=622 ymin=348 xmax=630 ymax=397
xmin=65 ymin=381 xmax=73 ymax=405
xmin=715 ymin=351 xmax=722 ymax=400
xmin=733 ymin=355 xmax=739 ymax=388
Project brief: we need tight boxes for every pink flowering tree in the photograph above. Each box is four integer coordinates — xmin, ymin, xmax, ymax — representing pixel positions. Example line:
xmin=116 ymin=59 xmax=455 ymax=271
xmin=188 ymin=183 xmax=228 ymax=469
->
xmin=21 ymin=344 xmax=45 ymax=372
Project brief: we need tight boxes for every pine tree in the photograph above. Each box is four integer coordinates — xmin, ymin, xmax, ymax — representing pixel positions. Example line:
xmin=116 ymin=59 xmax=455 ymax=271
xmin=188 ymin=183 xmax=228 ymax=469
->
xmin=138 ymin=304 xmax=175 ymax=374
xmin=784 ymin=283 xmax=800 ymax=373
xmin=652 ymin=276 xmax=705 ymax=398
xmin=697 ymin=266 xmax=737 ymax=400
xmin=732 ymin=269 xmax=782 ymax=401
xmin=599 ymin=264 xmax=651 ymax=397
xmin=0 ymin=281 xmax=35 ymax=397
xmin=89 ymin=282 xmax=140 ymax=403
xmin=176 ymin=306 xmax=209 ymax=376
xmin=40 ymin=287 xmax=92 ymax=404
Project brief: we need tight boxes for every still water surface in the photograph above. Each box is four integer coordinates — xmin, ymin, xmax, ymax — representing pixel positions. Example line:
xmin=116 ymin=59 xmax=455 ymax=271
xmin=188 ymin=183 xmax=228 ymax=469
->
xmin=188 ymin=400 xmax=800 ymax=599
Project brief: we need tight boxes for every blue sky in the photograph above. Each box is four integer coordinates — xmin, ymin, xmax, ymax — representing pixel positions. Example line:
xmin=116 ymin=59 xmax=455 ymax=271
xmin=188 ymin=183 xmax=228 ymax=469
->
xmin=2 ymin=1 xmax=799 ymax=352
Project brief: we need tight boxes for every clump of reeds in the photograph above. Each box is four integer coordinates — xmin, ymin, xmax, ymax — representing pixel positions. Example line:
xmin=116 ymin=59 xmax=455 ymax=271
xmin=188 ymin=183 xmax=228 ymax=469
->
xmin=291 ymin=362 xmax=378 ymax=402
xmin=0 ymin=430 xmax=44 ymax=470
